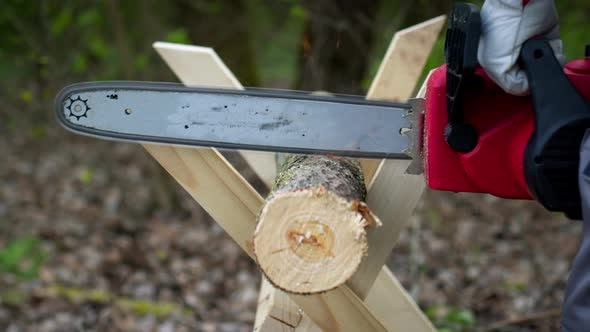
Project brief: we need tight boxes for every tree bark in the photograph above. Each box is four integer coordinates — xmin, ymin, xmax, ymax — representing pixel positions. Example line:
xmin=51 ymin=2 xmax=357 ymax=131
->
xmin=254 ymin=156 xmax=380 ymax=294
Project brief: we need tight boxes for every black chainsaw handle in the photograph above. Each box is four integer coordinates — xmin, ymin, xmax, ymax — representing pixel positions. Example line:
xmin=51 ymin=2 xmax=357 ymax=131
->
xmin=521 ymin=40 xmax=590 ymax=219
xmin=443 ymin=3 xmax=481 ymax=153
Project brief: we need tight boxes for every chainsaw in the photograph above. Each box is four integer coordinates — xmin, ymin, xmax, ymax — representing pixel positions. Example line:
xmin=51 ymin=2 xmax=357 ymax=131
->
xmin=54 ymin=4 xmax=590 ymax=219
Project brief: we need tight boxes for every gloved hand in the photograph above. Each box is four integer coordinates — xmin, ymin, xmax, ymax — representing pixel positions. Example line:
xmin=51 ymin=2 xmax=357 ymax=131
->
xmin=478 ymin=0 xmax=566 ymax=95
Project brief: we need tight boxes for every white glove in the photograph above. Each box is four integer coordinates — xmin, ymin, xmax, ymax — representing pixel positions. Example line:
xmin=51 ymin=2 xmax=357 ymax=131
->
xmin=478 ymin=0 xmax=566 ymax=95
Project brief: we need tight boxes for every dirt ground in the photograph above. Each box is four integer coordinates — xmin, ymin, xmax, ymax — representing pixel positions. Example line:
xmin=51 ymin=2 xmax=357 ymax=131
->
xmin=0 ymin=123 xmax=581 ymax=331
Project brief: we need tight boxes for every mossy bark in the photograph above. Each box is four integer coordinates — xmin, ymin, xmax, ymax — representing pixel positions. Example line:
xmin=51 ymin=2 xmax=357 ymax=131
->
xmin=272 ymin=155 xmax=367 ymax=200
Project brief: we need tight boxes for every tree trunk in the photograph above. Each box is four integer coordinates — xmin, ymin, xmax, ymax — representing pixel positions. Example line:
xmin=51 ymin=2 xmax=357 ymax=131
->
xmin=176 ymin=0 xmax=260 ymax=87
xmin=254 ymin=156 xmax=380 ymax=294
xmin=295 ymin=0 xmax=379 ymax=94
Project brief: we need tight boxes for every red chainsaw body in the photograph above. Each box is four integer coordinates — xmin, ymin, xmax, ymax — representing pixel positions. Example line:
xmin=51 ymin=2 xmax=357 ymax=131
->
xmin=423 ymin=58 xmax=590 ymax=199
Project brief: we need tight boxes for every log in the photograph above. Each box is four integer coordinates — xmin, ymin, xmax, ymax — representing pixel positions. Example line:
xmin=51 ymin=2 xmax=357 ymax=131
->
xmin=254 ymin=277 xmax=306 ymax=332
xmin=254 ymin=155 xmax=380 ymax=294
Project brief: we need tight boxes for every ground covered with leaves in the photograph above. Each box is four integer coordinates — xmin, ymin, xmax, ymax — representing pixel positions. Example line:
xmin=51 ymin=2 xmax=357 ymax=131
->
xmin=0 ymin=125 xmax=581 ymax=332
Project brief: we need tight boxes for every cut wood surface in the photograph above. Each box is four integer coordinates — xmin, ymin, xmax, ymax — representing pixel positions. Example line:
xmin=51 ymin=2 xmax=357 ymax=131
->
xmin=360 ymin=15 xmax=446 ymax=183
xmin=254 ymin=156 xmax=380 ymax=294
xmin=153 ymin=42 xmax=277 ymax=188
xmin=150 ymin=42 xmax=390 ymax=332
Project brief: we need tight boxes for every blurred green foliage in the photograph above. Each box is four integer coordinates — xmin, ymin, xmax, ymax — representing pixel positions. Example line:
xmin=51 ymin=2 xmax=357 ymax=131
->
xmin=79 ymin=167 xmax=94 ymax=186
xmin=557 ymin=1 xmax=590 ymax=59
xmin=426 ymin=306 xmax=477 ymax=332
xmin=51 ymin=284 xmax=192 ymax=318
xmin=0 ymin=235 xmax=46 ymax=281
xmin=0 ymin=289 xmax=29 ymax=307
xmin=1 ymin=0 xmax=588 ymax=133
xmin=245 ymin=1 xmax=306 ymax=86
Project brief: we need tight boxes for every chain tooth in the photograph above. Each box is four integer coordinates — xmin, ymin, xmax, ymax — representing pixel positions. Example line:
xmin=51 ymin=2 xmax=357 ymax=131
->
xmin=399 ymin=127 xmax=412 ymax=136
xmin=402 ymin=148 xmax=412 ymax=156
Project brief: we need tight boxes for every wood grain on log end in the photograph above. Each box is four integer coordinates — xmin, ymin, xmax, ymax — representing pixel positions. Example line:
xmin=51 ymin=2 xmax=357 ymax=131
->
xmin=254 ymin=156 xmax=381 ymax=295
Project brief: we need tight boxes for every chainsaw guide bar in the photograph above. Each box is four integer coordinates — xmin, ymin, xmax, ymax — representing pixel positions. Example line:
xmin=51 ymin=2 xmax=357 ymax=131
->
xmin=55 ymin=82 xmax=418 ymax=160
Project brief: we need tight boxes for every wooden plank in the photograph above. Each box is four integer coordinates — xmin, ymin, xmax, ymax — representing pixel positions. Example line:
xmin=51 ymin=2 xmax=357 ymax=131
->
xmin=366 ymin=15 xmax=446 ymax=102
xmin=150 ymin=42 xmax=387 ymax=332
xmin=142 ymin=145 xmax=259 ymax=251
xmin=254 ymin=278 xmax=305 ymax=332
xmin=153 ymin=42 xmax=276 ymax=188
xmin=349 ymin=16 xmax=446 ymax=298
xmin=294 ymin=316 xmax=323 ymax=332
xmin=365 ymin=268 xmax=436 ymax=331
xmin=349 ymin=69 xmax=436 ymax=300
xmin=256 ymin=266 xmax=436 ymax=332
xmin=254 ymin=269 xmax=435 ymax=331
xmin=360 ymin=15 xmax=446 ymax=183
xmin=250 ymin=16 xmax=445 ymax=332
xmin=291 ymin=289 xmax=385 ymax=331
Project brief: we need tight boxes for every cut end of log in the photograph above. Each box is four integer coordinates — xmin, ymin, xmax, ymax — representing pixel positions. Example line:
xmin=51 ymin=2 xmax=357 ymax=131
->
xmin=254 ymin=186 xmax=380 ymax=294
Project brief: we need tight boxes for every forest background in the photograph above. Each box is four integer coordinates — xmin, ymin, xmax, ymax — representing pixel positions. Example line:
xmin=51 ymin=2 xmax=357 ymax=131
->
xmin=1 ymin=1 xmax=589 ymax=331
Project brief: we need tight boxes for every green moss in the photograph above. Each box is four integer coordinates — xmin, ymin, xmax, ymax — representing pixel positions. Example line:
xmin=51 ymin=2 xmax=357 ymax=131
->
xmin=118 ymin=299 xmax=191 ymax=318
xmin=336 ymin=159 xmax=366 ymax=199
xmin=0 ymin=289 xmax=29 ymax=306
xmin=51 ymin=285 xmax=111 ymax=303
xmin=0 ymin=235 xmax=46 ymax=281
xmin=49 ymin=284 xmax=190 ymax=318
xmin=270 ymin=155 xmax=367 ymax=202
xmin=272 ymin=155 xmax=306 ymax=192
